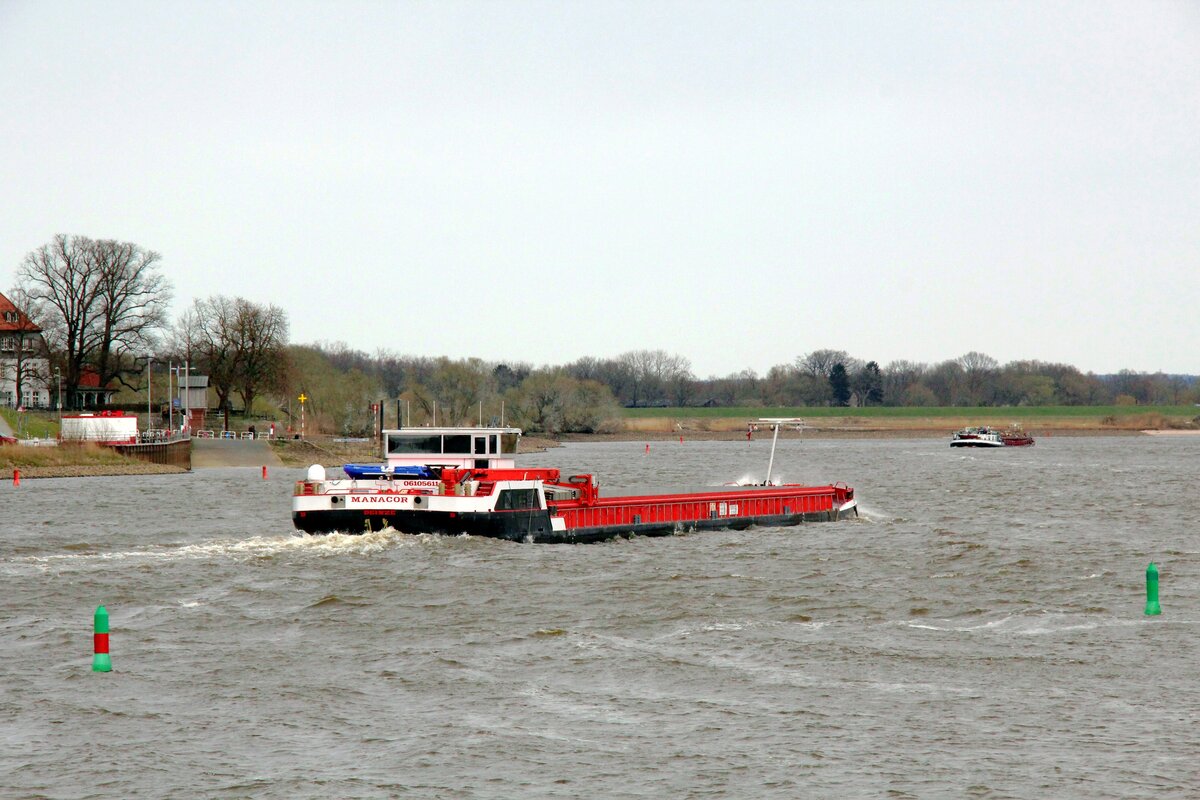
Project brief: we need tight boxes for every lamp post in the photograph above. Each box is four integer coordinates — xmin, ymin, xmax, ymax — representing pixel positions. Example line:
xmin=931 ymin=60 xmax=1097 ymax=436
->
xmin=167 ymin=361 xmax=173 ymax=433
xmin=55 ymin=367 xmax=62 ymax=425
xmin=182 ymin=359 xmax=191 ymax=434
xmin=145 ymin=357 xmax=151 ymax=430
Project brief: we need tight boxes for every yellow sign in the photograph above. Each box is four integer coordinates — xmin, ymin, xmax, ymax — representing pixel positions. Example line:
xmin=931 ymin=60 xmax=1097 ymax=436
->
xmin=298 ymin=393 xmax=307 ymax=404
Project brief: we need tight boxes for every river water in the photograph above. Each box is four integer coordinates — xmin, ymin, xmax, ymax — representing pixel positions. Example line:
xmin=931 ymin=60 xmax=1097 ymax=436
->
xmin=2 ymin=436 xmax=1199 ymax=799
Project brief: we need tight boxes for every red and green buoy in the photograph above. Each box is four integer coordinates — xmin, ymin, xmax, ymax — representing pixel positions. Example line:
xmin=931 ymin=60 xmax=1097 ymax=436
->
xmin=1144 ymin=562 xmax=1162 ymax=616
xmin=92 ymin=604 xmax=112 ymax=672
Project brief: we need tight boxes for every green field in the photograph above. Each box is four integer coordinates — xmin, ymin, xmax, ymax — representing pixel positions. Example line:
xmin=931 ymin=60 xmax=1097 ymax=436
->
xmin=622 ymin=405 xmax=1200 ymax=420
xmin=0 ymin=408 xmax=61 ymax=438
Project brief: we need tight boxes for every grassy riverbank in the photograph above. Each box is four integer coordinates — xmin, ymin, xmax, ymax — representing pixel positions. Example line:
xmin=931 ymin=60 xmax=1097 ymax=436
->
xmin=0 ymin=442 xmax=187 ymax=479
xmin=618 ymin=405 xmax=1200 ymax=436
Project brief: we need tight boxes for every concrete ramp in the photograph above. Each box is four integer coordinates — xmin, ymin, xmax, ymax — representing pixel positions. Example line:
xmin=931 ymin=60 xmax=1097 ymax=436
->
xmin=192 ymin=438 xmax=283 ymax=468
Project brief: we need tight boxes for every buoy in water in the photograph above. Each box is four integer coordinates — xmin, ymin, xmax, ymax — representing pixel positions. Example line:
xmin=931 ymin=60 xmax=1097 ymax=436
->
xmin=12 ymin=469 xmax=19 ymax=486
xmin=92 ymin=605 xmax=112 ymax=672
xmin=1145 ymin=562 xmax=1162 ymax=616
xmin=262 ymin=465 xmax=268 ymax=480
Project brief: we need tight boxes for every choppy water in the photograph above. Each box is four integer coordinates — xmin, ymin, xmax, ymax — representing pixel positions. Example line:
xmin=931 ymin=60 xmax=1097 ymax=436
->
xmin=3 ymin=436 xmax=1200 ymax=799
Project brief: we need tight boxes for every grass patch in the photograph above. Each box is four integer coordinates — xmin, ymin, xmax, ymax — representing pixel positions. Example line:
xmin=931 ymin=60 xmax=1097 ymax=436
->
xmin=0 ymin=442 xmax=137 ymax=468
xmin=0 ymin=408 xmax=61 ymax=438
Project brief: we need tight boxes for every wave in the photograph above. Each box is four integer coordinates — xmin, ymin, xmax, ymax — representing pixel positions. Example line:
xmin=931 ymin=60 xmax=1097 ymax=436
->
xmin=901 ymin=610 xmax=1148 ymax=636
xmin=6 ymin=529 xmax=420 ymax=570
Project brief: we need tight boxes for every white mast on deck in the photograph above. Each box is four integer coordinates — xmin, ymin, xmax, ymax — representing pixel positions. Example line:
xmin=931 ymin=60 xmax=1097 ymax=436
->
xmin=757 ymin=418 xmax=806 ymax=486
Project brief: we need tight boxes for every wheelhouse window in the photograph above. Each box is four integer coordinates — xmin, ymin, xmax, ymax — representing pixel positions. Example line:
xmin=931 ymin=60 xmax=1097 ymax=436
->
xmin=387 ymin=434 xmax=443 ymax=455
xmin=442 ymin=434 xmax=471 ymax=454
xmin=495 ymin=488 xmax=540 ymax=510
xmin=500 ymin=433 xmax=519 ymax=454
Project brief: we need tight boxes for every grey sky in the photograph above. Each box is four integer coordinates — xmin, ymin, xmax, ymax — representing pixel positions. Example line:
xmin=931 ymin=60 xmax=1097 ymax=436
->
xmin=2 ymin=1 xmax=1197 ymax=378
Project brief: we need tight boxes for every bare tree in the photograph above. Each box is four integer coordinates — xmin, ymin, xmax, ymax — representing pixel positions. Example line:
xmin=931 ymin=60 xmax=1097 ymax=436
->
xmin=176 ymin=297 xmax=240 ymax=414
xmin=956 ymin=351 xmax=999 ymax=405
xmin=177 ymin=296 xmax=289 ymax=420
xmin=797 ymin=349 xmax=861 ymax=379
xmin=881 ymin=360 xmax=928 ymax=406
xmin=17 ymin=235 xmax=98 ymax=405
xmin=618 ymin=349 xmax=693 ymax=407
xmin=89 ymin=239 xmax=171 ymax=391
xmin=233 ymin=300 xmax=289 ymax=414
xmin=17 ymin=235 xmax=171 ymax=408
xmin=422 ymin=358 xmax=496 ymax=425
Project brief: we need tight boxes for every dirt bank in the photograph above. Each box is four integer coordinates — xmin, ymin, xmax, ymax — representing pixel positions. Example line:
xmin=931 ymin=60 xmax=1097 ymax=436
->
xmin=0 ymin=463 xmax=188 ymax=479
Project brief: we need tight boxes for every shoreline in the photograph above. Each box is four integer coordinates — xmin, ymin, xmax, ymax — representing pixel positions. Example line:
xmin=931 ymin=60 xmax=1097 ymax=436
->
xmin=0 ymin=463 xmax=189 ymax=479
xmin=2 ymin=425 xmax=1191 ymax=478
xmin=560 ymin=426 xmax=1157 ymax=443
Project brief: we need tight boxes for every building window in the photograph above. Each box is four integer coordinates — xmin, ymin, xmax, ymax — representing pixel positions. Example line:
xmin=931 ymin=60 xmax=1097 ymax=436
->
xmin=1 ymin=336 xmax=14 ymax=351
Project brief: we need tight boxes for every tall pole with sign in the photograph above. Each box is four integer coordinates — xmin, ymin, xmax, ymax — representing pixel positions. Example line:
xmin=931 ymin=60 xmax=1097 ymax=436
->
xmin=298 ymin=393 xmax=307 ymax=440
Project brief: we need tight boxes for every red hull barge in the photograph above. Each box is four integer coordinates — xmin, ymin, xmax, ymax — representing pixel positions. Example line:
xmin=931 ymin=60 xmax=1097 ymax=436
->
xmin=292 ymin=424 xmax=857 ymax=544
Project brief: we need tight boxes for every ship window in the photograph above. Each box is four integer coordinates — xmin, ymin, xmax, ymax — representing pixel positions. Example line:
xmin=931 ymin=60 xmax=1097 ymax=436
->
xmin=500 ymin=433 xmax=519 ymax=454
xmin=443 ymin=434 xmax=471 ymax=454
xmin=489 ymin=435 xmax=499 ymax=453
xmin=387 ymin=434 xmax=442 ymax=455
xmin=495 ymin=488 xmax=539 ymax=510
xmin=474 ymin=436 xmax=486 ymax=455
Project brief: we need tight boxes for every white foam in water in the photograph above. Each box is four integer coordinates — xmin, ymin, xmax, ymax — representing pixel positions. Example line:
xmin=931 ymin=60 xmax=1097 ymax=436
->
xmin=716 ymin=473 xmax=780 ymax=487
xmin=12 ymin=529 xmax=415 ymax=568
xmin=851 ymin=503 xmax=891 ymax=522
xmin=182 ymin=529 xmax=410 ymax=557
xmin=904 ymin=611 xmax=1143 ymax=636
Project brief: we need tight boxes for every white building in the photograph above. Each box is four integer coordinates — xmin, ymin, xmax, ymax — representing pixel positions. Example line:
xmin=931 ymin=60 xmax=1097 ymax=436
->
xmin=0 ymin=292 xmax=50 ymax=409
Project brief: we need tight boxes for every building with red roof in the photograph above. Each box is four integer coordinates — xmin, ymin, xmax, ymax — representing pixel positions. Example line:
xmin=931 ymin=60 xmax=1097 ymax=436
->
xmin=0 ymin=291 xmax=51 ymax=409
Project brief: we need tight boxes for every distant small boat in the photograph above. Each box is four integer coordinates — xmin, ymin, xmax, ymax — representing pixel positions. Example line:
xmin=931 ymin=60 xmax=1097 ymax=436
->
xmin=951 ymin=426 xmax=1035 ymax=448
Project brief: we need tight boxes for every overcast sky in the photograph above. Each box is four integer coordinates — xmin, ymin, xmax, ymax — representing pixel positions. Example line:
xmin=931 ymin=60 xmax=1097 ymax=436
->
xmin=1 ymin=1 xmax=1197 ymax=378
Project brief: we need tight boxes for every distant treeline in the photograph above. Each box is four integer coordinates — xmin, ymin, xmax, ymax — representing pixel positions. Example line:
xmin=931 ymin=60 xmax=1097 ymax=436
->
xmin=283 ymin=344 xmax=1199 ymax=436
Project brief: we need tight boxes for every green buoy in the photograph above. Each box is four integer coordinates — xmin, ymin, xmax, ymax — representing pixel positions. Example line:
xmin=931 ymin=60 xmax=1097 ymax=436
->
xmin=1144 ymin=562 xmax=1162 ymax=616
xmin=92 ymin=605 xmax=112 ymax=672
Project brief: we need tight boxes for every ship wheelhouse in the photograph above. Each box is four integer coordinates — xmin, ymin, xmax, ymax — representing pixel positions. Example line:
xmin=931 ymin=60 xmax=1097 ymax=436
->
xmin=383 ymin=427 xmax=522 ymax=471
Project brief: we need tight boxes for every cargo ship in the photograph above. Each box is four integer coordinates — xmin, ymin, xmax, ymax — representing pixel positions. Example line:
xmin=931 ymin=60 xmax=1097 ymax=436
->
xmin=950 ymin=425 xmax=1035 ymax=448
xmin=292 ymin=421 xmax=857 ymax=544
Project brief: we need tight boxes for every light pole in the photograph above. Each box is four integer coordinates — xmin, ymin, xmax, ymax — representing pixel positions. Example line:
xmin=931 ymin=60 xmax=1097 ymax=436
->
xmin=167 ymin=361 xmax=174 ymax=433
xmin=145 ymin=357 xmax=151 ymax=430
xmin=182 ymin=362 xmax=189 ymax=434
xmin=55 ymin=367 xmax=62 ymax=425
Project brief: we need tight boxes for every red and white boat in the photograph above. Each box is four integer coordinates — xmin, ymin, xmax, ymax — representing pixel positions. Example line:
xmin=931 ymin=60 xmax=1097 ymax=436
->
xmin=292 ymin=421 xmax=857 ymax=543
xmin=950 ymin=425 xmax=1035 ymax=448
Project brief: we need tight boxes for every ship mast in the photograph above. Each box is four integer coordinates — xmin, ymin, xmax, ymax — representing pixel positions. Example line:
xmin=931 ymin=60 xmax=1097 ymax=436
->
xmin=757 ymin=418 xmax=806 ymax=486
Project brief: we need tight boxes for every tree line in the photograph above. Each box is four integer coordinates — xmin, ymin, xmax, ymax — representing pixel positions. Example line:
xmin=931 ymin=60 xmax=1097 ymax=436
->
xmin=8 ymin=234 xmax=1197 ymax=435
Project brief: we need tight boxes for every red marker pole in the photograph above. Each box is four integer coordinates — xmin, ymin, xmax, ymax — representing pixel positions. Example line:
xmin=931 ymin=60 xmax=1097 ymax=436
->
xmin=262 ymin=465 xmax=268 ymax=480
xmin=645 ymin=444 xmax=650 ymax=455
xmin=12 ymin=469 xmax=20 ymax=486
xmin=92 ymin=605 xmax=111 ymax=672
